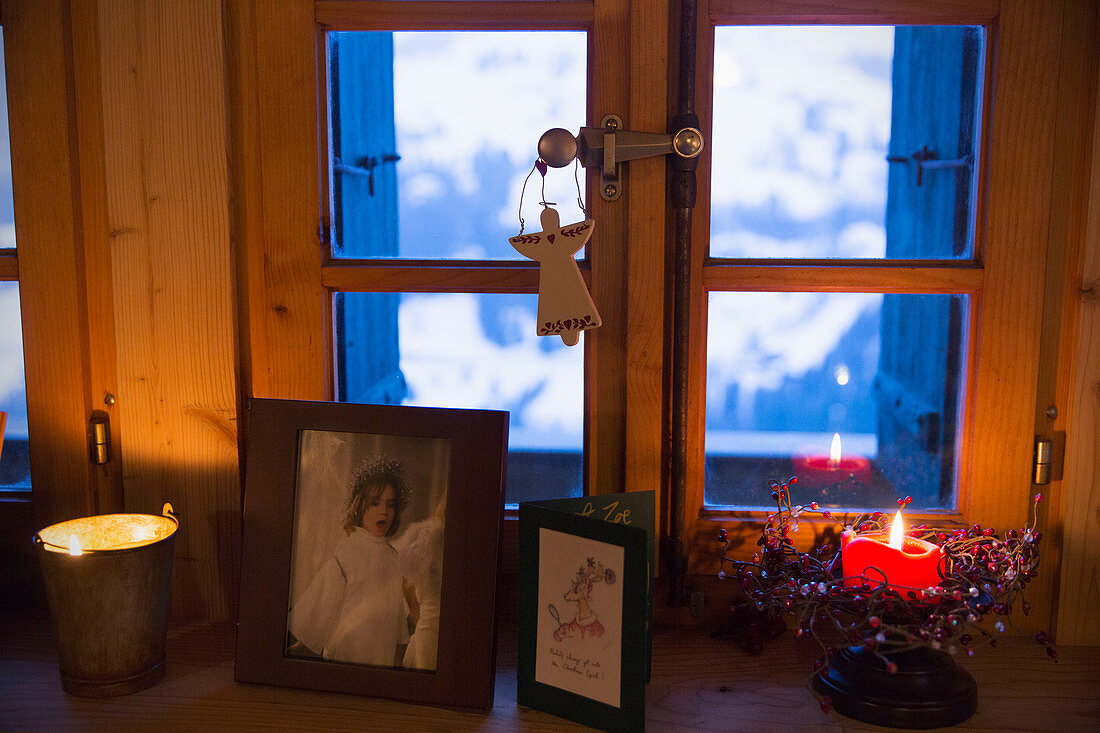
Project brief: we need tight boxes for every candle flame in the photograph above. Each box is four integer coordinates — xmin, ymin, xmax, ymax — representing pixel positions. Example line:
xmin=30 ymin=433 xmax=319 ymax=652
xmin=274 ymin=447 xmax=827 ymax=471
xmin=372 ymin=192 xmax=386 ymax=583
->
xmin=68 ymin=534 xmax=83 ymax=556
xmin=888 ymin=510 xmax=905 ymax=550
xmin=828 ymin=433 xmax=842 ymax=468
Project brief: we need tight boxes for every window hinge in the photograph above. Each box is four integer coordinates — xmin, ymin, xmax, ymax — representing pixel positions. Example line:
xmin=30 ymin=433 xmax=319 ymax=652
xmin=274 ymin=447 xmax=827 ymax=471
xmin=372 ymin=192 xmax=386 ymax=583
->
xmin=1033 ymin=435 xmax=1060 ymax=486
xmin=89 ymin=410 xmax=111 ymax=465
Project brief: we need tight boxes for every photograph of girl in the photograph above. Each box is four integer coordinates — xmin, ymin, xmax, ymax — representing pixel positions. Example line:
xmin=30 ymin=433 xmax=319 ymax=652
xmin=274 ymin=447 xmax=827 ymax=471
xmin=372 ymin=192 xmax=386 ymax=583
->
xmin=286 ymin=429 xmax=449 ymax=671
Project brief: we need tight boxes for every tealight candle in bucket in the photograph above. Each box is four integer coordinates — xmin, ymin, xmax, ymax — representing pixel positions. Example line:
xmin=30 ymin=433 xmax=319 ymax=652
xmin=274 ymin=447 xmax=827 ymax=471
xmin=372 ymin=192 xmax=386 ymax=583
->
xmin=33 ymin=503 xmax=179 ymax=697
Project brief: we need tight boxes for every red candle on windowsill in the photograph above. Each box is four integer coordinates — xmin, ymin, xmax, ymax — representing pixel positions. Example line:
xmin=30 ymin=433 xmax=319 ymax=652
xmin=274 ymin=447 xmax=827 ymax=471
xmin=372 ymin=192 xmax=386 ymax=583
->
xmin=793 ymin=433 xmax=872 ymax=487
xmin=841 ymin=510 xmax=944 ymax=591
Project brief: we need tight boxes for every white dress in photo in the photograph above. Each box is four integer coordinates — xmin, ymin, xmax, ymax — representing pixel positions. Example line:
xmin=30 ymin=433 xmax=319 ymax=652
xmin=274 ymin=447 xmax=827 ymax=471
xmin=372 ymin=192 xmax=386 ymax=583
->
xmin=397 ymin=516 xmax=445 ymax=670
xmin=288 ymin=528 xmax=409 ymax=666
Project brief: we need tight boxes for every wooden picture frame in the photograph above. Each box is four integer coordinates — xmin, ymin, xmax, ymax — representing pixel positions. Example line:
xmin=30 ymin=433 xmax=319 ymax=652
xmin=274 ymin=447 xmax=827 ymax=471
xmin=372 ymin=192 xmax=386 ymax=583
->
xmin=517 ymin=502 xmax=648 ymax=732
xmin=235 ymin=398 xmax=508 ymax=710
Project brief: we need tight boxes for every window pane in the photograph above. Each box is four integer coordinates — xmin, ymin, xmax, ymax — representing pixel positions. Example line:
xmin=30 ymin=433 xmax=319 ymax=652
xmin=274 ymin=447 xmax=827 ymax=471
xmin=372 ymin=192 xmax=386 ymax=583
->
xmin=0 ymin=31 xmax=28 ymax=492
xmin=710 ymin=25 xmax=983 ymax=259
xmin=704 ymin=292 xmax=966 ymax=511
xmin=1 ymin=282 xmax=29 ymax=490
xmin=328 ymin=31 xmax=587 ymax=260
xmin=0 ymin=32 xmax=12 ymax=250
xmin=335 ymin=292 xmax=583 ymax=503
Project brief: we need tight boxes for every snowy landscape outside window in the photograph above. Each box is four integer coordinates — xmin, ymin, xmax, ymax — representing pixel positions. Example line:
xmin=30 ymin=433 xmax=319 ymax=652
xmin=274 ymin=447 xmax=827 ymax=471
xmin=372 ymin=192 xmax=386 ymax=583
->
xmin=327 ymin=25 xmax=982 ymax=510
xmin=328 ymin=31 xmax=587 ymax=504
xmin=705 ymin=25 xmax=981 ymax=511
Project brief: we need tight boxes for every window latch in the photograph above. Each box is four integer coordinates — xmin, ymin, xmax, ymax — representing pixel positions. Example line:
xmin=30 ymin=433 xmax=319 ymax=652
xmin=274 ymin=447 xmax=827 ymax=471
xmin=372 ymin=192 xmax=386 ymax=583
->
xmin=538 ymin=115 xmax=704 ymax=201
xmin=886 ymin=145 xmax=972 ymax=187
xmin=334 ymin=153 xmax=401 ymax=197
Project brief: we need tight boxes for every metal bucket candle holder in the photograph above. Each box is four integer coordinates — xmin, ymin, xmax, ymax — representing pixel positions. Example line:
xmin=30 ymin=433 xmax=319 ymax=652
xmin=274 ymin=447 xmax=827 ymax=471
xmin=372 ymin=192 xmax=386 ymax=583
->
xmin=33 ymin=503 xmax=179 ymax=697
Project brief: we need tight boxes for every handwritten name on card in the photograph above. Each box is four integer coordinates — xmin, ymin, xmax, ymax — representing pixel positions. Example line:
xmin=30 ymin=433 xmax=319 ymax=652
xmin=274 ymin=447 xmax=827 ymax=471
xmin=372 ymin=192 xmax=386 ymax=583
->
xmin=577 ymin=500 xmax=631 ymax=525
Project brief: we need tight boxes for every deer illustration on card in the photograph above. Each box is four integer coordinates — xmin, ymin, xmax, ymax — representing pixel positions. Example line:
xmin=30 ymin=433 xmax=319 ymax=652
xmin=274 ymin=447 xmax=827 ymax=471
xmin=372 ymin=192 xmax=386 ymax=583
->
xmin=548 ymin=557 xmax=616 ymax=642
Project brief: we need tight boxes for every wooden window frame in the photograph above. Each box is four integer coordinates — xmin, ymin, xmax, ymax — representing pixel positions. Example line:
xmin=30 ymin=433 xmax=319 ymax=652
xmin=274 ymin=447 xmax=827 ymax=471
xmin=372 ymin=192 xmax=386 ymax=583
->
xmin=233 ymin=0 xmax=670 ymax=514
xmin=0 ymin=0 xmax=1089 ymax=641
xmin=681 ymin=0 xmax=1097 ymax=640
xmin=0 ymin=251 xmax=16 ymax=281
xmin=236 ymin=0 xmax=1097 ymax=636
xmin=2 ymin=0 xmax=123 ymax=526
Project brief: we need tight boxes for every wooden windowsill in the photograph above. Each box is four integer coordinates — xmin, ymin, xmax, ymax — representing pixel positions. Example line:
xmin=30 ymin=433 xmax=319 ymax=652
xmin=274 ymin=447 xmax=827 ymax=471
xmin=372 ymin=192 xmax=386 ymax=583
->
xmin=2 ymin=611 xmax=1096 ymax=731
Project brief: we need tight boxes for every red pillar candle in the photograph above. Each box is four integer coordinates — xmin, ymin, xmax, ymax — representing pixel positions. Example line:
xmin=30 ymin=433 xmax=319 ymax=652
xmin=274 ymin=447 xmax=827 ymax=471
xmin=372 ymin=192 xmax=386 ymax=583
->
xmin=841 ymin=511 xmax=944 ymax=591
xmin=793 ymin=433 xmax=872 ymax=487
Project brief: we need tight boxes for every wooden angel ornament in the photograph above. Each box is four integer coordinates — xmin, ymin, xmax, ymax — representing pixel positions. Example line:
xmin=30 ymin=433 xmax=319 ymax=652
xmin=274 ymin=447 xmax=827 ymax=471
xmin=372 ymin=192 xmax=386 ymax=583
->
xmin=508 ymin=204 xmax=602 ymax=346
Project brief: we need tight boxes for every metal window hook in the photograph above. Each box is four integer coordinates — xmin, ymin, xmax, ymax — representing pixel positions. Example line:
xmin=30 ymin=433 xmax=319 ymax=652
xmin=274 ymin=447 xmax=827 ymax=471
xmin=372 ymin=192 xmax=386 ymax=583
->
xmin=538 ymin=114 xmax=704 ymax=201
xmin=886 ymin=144 xmax=972 ymax=187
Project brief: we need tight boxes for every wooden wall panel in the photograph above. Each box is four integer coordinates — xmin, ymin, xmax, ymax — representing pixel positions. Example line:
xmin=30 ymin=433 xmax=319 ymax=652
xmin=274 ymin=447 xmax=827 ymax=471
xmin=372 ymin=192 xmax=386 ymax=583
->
xmin=1057 ymin=10 xmax=1100 ymax=644
xmin=97 ymin=0 xmax=238 ymax=621
xmin=1031 ymin=0 xmax=1099 ymax=645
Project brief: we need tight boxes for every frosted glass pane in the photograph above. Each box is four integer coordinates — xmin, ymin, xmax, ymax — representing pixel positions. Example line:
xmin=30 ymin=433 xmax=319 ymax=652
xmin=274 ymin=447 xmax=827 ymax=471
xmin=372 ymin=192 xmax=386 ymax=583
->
xmin=336 ymin=292 xmax=582 ymax=504
xmin=0 ymin=282 xmax=28 ymax=490
xmin=710 ymin=25 xmax=983 ymax=259
xmin=328 ymin=30 xmax=587 ymax=260
xmin=704 ymin=292 xmax=967 ymax=511
xmin=1 ymin=31 xmax=29 ymax=491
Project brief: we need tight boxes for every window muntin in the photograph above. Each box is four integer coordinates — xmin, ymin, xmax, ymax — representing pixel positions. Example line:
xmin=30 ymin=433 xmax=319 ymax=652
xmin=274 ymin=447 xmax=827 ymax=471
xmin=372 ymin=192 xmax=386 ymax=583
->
xmin=704 ymin=291 xmax=966 ymax=511
xmin=327 ymin=30 xmax=587 ymax=261
xmin=710 ymin=25 xmax=984 ymax=260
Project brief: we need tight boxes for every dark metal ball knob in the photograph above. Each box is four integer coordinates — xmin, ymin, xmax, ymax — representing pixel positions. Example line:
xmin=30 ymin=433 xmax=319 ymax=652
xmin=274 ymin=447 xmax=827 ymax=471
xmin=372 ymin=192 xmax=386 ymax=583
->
xmin=538 ymin=128 xmax=578 ymax=168
xmin=672 ymin=127 xmax=704 ymax=159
